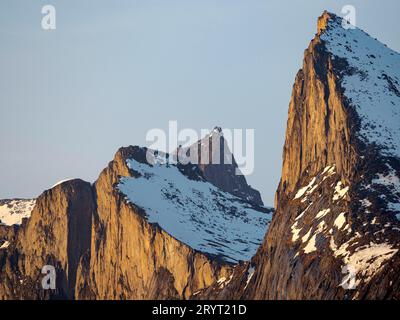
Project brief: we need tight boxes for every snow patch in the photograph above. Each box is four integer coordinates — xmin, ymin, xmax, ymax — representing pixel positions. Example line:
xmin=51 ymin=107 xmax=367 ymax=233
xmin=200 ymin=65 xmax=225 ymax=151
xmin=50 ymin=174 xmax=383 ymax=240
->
xmin=334 ymin=212 xmax=347 ymax=230
xmin=371 ymin=165 xmax=400 ymax=213
xmin=322 ymin=165 xmax=336 ymax=176
xmin=302 ymin=228 xmax=312 ymax=243
xmin=51 ymin=179 xmax=75 ymax=188
xmin=303 ymin=221 xmax=327 ymax=254
xmin=333 ymin=182 xmax=349 ymax=201
xmin=217 ymin=275 xmax=233 ymax=289
xmin=346 ymin=243 xmax=397 ymax=285
xmin=291 ymin=221 xmax=302 ymax=243
xmin=322 ymin=165 xmax=336 ymax=181
xmin=245 ymin=266 xmax=255 ymax=289
xmin=294 ymin=177 xmax=317 ymax=200
xmin=316 ymin=209 xmax=331 ymax=219
xmin=0 ymin=199 xmax=36 ymax=226
xmin=321 ymin=15 xmax=400 ymax=157
xmin=304 ymin=234 xmax=317 ymax=254
xmin=0 ymin=241 xmax=10 ymax=250
xmin=330 ymin=234 xmax=398 ymax=285
xmin=291 ymin=204 xmax=314 ymax=243
xmin=118 ymin=158 xmax=271 ymax=263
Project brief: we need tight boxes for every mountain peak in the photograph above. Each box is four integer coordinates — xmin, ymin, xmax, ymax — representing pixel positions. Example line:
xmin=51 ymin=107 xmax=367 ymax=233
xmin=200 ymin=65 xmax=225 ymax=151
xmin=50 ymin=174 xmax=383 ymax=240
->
xmin=317 ymin=10 xmax=334 ymax=34
xmin=318 ymin=12 xmax=400 ymax=158
xmin=221 ymin=12 xmax=400 ymax=300
xmin=184 ymin=128 xmax=264 ymax=206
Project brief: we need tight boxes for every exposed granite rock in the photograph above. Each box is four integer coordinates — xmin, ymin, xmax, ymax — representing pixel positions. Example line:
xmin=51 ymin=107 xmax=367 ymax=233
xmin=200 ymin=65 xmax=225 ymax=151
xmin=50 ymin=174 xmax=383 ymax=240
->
xmin=75 ymin=146 xmax=232 ymax=299
xmin=0 ymin=147 xmax=232 ymax=300
xmin=0 ymin=179 xmax=94 ymax=299
xmin=2 ymin=11 xmax=398 ymax=301
xmin=203 ymin=11 xmax=400 ymax=300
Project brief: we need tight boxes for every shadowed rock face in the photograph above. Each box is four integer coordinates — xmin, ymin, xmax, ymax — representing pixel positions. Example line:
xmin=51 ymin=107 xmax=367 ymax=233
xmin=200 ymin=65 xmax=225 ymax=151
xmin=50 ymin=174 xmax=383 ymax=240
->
xmin=199 ymin=12 xmax=400 ymax=300
xmin=179 ymin=127 xmax=264 ymax=206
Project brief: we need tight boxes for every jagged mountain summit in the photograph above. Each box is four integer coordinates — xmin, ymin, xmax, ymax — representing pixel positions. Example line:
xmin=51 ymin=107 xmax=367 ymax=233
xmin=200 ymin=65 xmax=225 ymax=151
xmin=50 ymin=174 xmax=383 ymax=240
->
xmin=200 ymin=11 xmax=400 ymax=300
xmin=0 ymin=129 xmax=271 ymax=299
xmin=179 ymin=127 xmax=264 ymax=206
xmin=1 ymin=10 xmax=399 ymax=301
xmin=319 ymin=14 xmax=400 ymax=159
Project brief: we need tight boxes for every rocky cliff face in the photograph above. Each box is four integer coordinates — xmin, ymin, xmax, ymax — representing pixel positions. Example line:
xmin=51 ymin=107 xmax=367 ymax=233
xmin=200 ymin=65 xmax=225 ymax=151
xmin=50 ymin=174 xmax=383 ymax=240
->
xmin=182 ymin=127 xmax=264 ymax=206
xmin=0 ymin=180 xmax=94 ymax=299
xmin=1 ymin=135 xmax=268 ymax=299
xmin=203 ymin=11 xmax=400 ymax=300
xmin=75 ymin=146 xmax=234 ymax=299
xmin=1 ymin=11 xmax=398 ymax=301
xmin=0 ymin=149 xmax=231 ymax=300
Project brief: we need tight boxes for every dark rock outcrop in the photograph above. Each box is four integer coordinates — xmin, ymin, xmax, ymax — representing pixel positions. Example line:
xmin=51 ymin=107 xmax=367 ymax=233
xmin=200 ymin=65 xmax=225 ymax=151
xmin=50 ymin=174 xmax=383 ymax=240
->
xmin=180 ymin=127 xmax=264 ymax=206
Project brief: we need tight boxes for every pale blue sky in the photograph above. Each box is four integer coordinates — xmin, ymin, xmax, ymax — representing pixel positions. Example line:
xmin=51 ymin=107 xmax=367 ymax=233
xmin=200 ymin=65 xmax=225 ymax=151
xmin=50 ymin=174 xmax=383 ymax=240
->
xmin=1 ymin=0 xmax=399 ymax=205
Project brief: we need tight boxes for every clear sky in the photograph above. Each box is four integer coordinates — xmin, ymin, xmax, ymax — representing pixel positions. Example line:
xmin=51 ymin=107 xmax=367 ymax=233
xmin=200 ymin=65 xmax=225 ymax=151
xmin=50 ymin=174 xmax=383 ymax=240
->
xmin=1 ymin=0 xmax=399 ymax=205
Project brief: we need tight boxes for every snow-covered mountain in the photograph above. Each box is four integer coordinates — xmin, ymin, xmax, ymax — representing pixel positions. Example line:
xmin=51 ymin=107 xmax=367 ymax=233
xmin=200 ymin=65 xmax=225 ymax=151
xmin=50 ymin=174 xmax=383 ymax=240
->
xmin=118 ymin=147 xmax=272 ymax=263
xmin=0 ymin=199 xmax=35 ymax=226
xmin=200 ymin=11 xmax=400 ymax=300
xmin=1 ymin=132 xmax=272 ymax=299
xmin=2 ymin=10 xmax=399 ymax=301
xmin=319 ymin=15 xmax=400 ymax=217
xmin=320 ymin=16 xmax=400 ymax=158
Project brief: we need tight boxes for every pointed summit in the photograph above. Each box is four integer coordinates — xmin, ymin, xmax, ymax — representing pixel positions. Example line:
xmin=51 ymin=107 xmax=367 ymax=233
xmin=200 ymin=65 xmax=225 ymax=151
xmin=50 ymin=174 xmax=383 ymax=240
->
xmin=203 ymin=11 xmax=400 ymax=300
xmin=181 ymin=127 xmax=264 ymax=206
xmin=317 ymin=10 xmax=332 ymax=34
xmin=318 ymin=11 xmax=400 ymax=158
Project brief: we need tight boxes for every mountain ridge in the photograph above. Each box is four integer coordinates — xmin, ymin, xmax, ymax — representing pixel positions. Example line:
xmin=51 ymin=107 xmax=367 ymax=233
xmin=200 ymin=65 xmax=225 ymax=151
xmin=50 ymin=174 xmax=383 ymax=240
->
xmin=197 ymin=11 xmax=400 ymax=300
xmin=1 ymin=11 xmax=399 ymax=300
xmin=0 ymin=132 xmax=270 ymax=299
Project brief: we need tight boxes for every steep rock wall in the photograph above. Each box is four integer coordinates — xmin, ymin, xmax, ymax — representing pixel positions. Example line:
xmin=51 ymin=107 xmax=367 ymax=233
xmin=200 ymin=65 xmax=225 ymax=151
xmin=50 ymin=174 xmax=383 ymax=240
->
xmin=75 ymin=146 xmax=232 ymax=299
xmin=0 ymin=180 xmax=94 ymax=299
xmin=203 ymin=12 xmax=400 ymax=300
